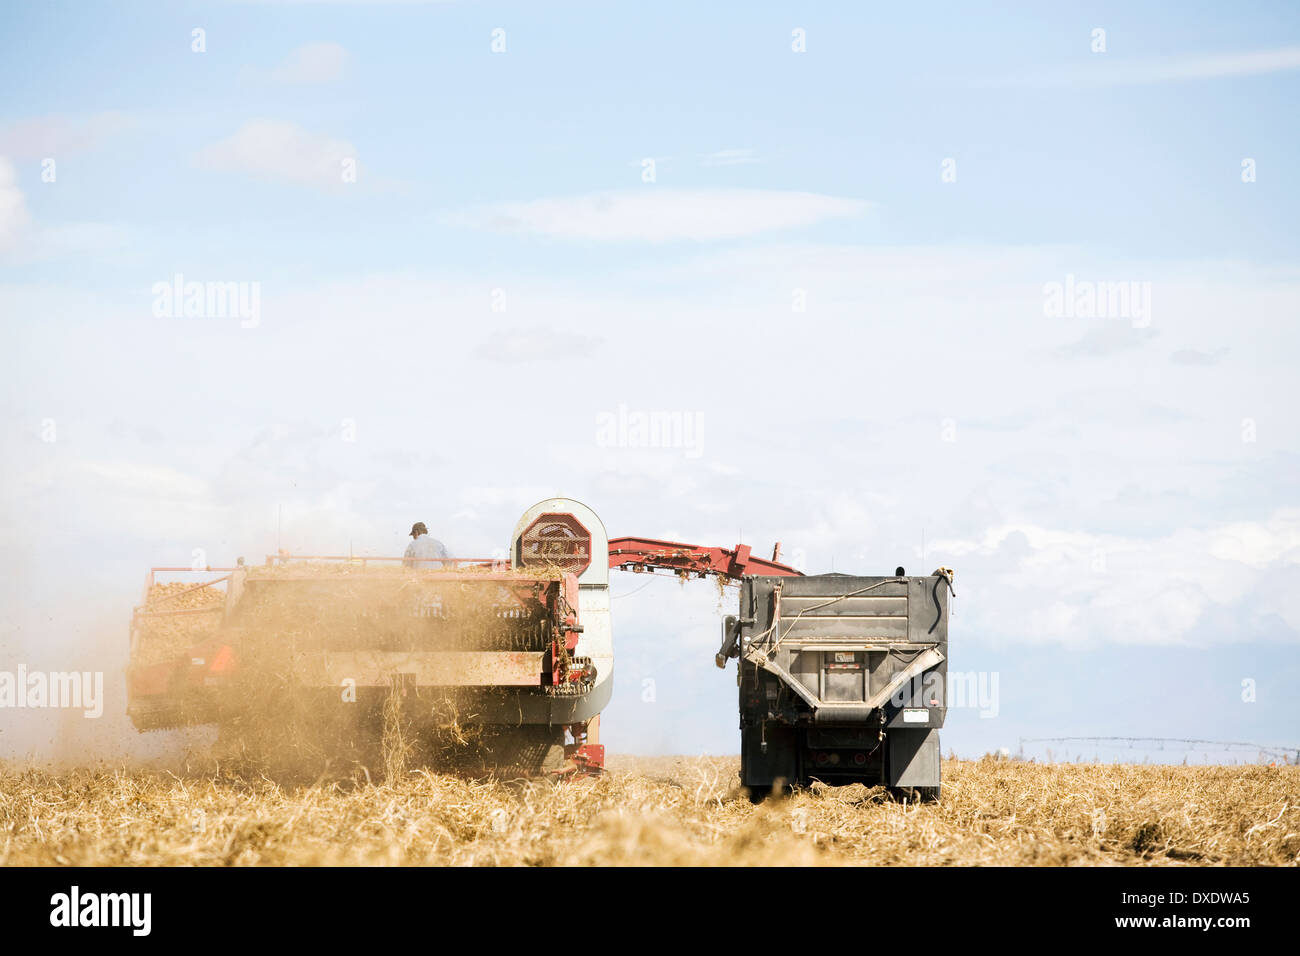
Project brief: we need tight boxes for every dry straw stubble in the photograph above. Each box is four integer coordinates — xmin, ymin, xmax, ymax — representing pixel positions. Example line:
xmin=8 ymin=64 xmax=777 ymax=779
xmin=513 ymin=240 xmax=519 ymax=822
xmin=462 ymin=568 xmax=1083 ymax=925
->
xmin=1 ymin=756 xmax=1295 ymax=866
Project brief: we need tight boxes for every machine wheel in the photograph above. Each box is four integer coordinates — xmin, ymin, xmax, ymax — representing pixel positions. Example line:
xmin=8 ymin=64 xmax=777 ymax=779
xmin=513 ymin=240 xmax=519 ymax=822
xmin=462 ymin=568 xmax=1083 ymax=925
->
xmin=746 ymin=783 xmax=772 ymax=804
xmin=888 ymin=785 xmax=941 ymax=803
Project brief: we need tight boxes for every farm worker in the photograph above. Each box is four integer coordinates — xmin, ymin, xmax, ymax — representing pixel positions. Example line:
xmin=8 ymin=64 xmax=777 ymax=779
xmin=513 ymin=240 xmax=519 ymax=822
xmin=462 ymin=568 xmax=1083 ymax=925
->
xmin=404 ymin=522 xmax=451 ymax=568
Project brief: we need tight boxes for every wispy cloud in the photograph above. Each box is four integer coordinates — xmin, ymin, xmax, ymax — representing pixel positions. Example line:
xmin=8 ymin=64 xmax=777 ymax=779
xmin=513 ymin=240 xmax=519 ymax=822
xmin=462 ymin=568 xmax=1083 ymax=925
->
xmin=28 ymin=222 xmax=131 ymax=260
xmin=473 ymin=327 xmax=602 ymax=363
xmin=0 ymin=155 xmax=130 ymax=261
xmin=237 ymin=1 xmax=454 ymax=4
xmin=448 ymin=188 xmax=871 ymax=241
xmin=1171 ymin=347 xmax=1230 ymax=366
xmin=0 ymin=111 xmax=136 ymax=160
xmin=245 ymin=42 xmax=351 ymax=85
xmin=195 ymin=120 xmax=357 ymax=189
xmin=1055 ymin=325 xmax=1158 ymax=359
xmin=1123 ymin=45 xmax=1300 ymax=83
xmin=0 ymin=157 xmax=30 ymax=252
xmin=991 ymin=45 xmax=1300 ymax=88
xmin=702 ymin=148 xmax=759 ymax=167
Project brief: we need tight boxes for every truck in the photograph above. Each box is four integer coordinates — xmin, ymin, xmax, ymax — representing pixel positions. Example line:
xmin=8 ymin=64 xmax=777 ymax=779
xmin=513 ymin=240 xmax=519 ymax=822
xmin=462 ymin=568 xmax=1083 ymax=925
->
xmin=717 ymin=569 xmax=954 ymax=800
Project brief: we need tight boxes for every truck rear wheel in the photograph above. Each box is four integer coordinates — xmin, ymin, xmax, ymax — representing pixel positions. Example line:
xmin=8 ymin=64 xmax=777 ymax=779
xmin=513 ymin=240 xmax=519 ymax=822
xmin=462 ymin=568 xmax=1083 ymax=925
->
xmin=888 ymin=785 xmax=941 ymax=803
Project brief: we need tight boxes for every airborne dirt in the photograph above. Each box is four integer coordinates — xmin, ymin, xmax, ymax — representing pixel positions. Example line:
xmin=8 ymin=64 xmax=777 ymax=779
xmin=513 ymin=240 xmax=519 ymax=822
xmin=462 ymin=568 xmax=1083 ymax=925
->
xmin=132 ymin=565 xmax=576 ymax=781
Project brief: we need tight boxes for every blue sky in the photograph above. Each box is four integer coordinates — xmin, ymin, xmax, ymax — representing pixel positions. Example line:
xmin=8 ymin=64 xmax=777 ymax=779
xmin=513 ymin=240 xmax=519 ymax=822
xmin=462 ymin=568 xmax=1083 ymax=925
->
xmin=1 ymin=1 xmax=1297 ymax=763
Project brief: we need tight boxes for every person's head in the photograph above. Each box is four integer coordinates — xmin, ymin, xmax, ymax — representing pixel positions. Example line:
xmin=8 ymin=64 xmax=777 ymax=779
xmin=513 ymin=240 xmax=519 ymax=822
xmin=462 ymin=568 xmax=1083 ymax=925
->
xmin=410 ymin=521 xmax=428 ymax=538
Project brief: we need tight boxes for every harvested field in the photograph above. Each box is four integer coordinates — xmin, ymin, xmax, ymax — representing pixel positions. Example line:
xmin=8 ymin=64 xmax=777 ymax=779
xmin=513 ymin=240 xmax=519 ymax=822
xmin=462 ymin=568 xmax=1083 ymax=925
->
xmin=1 ymin=757 xmax=1296 ymax=866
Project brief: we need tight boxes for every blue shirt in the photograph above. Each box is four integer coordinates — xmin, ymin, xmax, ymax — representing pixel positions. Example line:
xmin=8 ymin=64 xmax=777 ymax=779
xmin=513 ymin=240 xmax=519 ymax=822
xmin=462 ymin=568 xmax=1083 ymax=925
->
xmin=404 ymin=533 xmax=451 ymax=568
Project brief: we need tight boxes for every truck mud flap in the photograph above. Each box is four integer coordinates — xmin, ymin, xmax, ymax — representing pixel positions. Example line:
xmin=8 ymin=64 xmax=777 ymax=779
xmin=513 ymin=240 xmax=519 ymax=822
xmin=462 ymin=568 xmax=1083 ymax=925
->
xmin=888 ymin=728 xmax=940 ymax=788
xmin=741 ymin=724 xmax=798 ymax=793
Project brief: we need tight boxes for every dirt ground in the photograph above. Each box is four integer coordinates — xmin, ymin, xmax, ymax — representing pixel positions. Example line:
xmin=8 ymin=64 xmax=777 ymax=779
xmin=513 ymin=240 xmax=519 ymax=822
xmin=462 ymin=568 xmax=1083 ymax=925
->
xmin=1 ymin=756 xmax=1296 ymax=866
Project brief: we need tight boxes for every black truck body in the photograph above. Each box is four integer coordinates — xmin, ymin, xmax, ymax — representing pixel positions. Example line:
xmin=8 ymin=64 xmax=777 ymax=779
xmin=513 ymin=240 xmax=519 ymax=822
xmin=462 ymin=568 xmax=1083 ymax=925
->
xmin=721 ymin=571 xmax=952 ymax=799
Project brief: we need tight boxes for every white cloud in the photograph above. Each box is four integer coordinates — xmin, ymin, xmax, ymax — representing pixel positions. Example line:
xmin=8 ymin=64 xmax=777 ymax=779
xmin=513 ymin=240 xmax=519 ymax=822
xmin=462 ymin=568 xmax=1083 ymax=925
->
xmin=702 ymin=148 xmax=759 ymax=167
xmin=0 ymin=111 xmax=135 ymax=160
xmin=267 ymin=42 xmax=350 ymax=85
xmin=81 ymin=460 xmax=210 ymax=501
xmin=2 ymin=252 xmax=1297 ymax=655
xmin=448 ymin=189 xmax=871 ymax=241
xmin=29 ymin=222 xmax=130 ymax=259
xmin=1208 ymin=514 xmax=1300 ymax=569
xmin=238 ymin=1 xmax=453 ymax=4
xmin=0 ymin=158 xmax=130 ymax=263
xmin=1055 ymin=324 xmax=1159 ymax=359
xmin=929 ymin=511 xmax=1300 ymax=647
xmin=674 ymin=241 xmax=1062 ymax=283
xmin=992 ymin=45 xmax=1300 ymax=88
xmin=195 ymin=120 xmax=357 ymax=188
xmin=473 ymin=326 xmax=602 ymax=362
xmin=1116 ymin=46 xmax=1300 ymax=83
xmin=0 ymin=157 xmax=31 ymax=252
